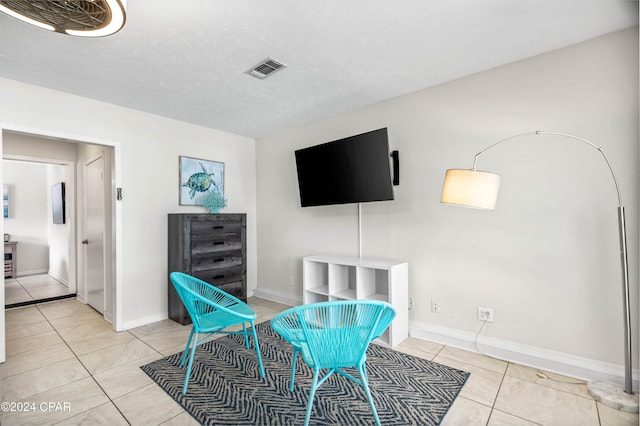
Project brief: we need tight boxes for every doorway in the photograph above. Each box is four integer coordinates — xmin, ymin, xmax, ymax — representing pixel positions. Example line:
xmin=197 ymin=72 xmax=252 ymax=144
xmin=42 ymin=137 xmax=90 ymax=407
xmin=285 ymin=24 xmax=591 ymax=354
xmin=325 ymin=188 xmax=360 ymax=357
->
xmin=3 ymin=158 xmax=76 ymax=307
xmin=83 ymin=155 xmax=106 ymax=315
xmin=2 ymin=131 xmax=117 ymax=324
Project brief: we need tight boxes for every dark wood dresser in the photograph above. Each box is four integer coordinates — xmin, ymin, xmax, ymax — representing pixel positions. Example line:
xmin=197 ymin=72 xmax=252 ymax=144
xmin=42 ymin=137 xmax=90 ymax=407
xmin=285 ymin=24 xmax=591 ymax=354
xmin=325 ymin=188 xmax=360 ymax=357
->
xmin=168 ymin=213 xmax=247 ymax=325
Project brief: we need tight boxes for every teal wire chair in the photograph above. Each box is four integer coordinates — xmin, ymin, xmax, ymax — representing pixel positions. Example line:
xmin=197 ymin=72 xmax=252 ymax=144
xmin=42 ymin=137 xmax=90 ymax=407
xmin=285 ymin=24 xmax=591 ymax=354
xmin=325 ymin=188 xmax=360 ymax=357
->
xmin=271 ymin=300 xmax=396 ymax=426
xmin=169 ymin=272 xmax=265 ymax=394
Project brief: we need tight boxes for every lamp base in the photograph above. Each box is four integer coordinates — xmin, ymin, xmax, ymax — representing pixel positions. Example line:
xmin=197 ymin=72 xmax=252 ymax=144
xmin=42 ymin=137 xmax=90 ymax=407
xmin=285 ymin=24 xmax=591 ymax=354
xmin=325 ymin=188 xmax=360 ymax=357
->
xmin=587 ymin=381 xmax=639 ymax=413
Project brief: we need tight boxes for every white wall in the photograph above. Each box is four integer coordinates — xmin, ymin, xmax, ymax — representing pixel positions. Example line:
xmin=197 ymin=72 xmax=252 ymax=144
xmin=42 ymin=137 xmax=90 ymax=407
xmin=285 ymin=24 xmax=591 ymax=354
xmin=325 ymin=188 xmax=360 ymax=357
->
xmin=47 ymin=163 xmax=71 ymax=285
xmin=0 ymin=77 xmax=257 ymax=337
xmin=255 ymin=28 xmax=639 ymax=385
xmin=4 ymin=131 xmax=79 ymax=162
xmin=3 ymin=160 xmax=49 ymax=275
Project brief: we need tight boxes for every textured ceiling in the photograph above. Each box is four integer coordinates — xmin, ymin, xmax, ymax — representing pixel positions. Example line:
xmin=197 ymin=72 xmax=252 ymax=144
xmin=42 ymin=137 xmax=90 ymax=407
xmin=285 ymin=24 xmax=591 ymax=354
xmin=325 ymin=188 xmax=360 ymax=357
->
xmin=0 ymin=1 xmax=637 ymax=139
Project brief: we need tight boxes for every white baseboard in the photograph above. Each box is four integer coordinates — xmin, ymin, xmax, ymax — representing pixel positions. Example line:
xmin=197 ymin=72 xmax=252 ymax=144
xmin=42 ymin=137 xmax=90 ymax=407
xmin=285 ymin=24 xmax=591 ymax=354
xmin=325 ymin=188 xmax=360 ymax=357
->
xmin=252 ymin=288 xmax=301 ymax=308
xmin=410 ymin=319 xmax=639 ymax=389
xmin=47 ymin=271 xmax=69 ymax=287
xmin=121 ymin=312 xmax=169 ymax=331
xmin=16 ymin=268 xmax=48 ymax=277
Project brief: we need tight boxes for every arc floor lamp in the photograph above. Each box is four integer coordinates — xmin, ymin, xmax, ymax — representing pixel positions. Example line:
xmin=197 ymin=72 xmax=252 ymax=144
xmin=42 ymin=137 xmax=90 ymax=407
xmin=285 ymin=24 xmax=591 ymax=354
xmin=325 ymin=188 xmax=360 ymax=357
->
xmin=441 ymin=131 xmax=637 ymax=412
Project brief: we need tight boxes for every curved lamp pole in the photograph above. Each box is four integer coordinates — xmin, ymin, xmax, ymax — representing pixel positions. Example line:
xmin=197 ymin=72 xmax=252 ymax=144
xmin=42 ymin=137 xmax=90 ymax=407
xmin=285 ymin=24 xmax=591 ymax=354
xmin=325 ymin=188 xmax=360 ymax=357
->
xmin=441 ymin=131 xmax=637 ymax=412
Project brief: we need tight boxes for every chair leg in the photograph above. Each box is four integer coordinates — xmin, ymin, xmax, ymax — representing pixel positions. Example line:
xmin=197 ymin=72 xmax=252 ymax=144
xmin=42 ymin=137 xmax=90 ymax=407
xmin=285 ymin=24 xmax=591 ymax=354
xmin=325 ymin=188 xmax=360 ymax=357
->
xmin=359 ymin=365 xmax=381 ymax=426
xmin=242 ymin=323 xmax=249 ymax=348
xmin=182 ymin=331 xmax=199 ymax=395
xmin=250 ymin=320 xmax=265 ymax=378
xmin=304 ymin=368 xmax=320 ymax=426
xmin=180 ymin=327 xmax=196 ymax=367
xmin=289 ymin=347 xmax=299 ymax=392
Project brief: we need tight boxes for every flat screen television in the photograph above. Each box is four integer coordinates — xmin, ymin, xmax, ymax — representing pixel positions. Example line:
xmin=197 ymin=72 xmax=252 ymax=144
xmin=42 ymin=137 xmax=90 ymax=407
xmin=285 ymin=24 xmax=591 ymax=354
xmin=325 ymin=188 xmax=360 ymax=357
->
xmin=295 ymin=128 xmax=394 ymax=207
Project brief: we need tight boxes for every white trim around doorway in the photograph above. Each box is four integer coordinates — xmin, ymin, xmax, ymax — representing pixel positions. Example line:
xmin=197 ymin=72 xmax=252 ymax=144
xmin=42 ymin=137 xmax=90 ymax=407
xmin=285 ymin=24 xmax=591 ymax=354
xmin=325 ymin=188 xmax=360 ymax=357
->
xmin=0 ymin=123 xmax=123 ymax=340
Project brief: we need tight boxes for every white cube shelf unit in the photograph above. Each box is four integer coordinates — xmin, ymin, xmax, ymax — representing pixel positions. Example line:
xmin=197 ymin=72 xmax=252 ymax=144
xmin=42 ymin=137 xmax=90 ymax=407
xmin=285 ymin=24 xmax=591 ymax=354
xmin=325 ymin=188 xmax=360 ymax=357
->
xmin=303 ymin=254 xmax=408 ymax=347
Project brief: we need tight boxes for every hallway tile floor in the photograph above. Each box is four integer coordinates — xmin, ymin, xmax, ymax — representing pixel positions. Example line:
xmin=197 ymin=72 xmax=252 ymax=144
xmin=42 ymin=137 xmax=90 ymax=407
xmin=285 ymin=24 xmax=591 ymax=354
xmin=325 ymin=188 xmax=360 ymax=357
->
xmin=4 ymin=274 xmax=72 ymax=306
xmin=1 ymin=298 xmax=637 ymax=425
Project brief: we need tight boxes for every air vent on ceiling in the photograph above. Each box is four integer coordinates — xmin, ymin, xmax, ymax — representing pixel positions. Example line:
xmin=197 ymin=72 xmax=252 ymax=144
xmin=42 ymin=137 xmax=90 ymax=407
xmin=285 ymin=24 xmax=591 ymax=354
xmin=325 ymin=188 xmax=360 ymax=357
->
xmin=246 ymin=58 xmax=287 ymax=79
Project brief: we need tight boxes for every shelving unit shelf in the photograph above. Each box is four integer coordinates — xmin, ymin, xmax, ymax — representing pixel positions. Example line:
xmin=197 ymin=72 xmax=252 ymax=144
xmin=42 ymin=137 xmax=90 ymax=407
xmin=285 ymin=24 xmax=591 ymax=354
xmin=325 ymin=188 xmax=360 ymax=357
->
xmin=302 ymin=254 xmax=408 ymax=347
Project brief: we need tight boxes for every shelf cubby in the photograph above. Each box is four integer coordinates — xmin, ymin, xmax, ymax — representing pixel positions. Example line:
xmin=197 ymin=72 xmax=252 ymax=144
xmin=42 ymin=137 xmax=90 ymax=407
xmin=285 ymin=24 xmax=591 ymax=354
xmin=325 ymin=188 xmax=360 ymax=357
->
xmin=302 ymin=254 xmax=408 ymax=347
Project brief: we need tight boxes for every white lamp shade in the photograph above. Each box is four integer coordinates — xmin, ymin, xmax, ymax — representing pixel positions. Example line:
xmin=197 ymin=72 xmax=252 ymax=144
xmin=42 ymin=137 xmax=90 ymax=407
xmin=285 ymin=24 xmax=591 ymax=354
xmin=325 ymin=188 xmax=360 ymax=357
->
xmin=441 ymin=169 xmax=501 ymax=210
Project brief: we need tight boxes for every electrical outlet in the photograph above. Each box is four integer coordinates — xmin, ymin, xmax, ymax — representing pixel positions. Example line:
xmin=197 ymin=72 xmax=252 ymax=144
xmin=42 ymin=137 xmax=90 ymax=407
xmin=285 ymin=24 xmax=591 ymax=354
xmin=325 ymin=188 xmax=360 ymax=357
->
xmin=409 ymin=297 xmax=414 ymax=310
xmin=288 ymin=276 xmax=295 ymax=287
xmin=431 ymin=299 xmax=440 ymax=313
xmin=477 ymin=306 xmax=494 ymax=322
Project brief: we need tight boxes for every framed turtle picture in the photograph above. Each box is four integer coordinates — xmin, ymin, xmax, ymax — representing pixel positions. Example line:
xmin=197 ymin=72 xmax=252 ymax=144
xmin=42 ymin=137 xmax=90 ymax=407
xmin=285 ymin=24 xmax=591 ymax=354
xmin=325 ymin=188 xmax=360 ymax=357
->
xmin=3 ymin=184 xmax=8 ymax=218
xmin=179 ymin=156 xmax=225 ymax=209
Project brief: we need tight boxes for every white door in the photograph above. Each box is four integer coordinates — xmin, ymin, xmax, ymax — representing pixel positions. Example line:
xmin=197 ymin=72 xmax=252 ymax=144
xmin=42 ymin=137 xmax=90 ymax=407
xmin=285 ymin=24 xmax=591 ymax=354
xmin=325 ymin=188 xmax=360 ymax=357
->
xmin=83 ymin=156 xmax=105 ymax=314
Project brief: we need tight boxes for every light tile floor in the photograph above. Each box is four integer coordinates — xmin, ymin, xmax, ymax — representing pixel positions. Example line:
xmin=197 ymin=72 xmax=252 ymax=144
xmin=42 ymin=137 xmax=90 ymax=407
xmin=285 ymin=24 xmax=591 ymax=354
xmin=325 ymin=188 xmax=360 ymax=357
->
xmin=1 ymin=297 xmax=638 ymax=425
xmin=5 ymin=274 xmax=72 ymax=305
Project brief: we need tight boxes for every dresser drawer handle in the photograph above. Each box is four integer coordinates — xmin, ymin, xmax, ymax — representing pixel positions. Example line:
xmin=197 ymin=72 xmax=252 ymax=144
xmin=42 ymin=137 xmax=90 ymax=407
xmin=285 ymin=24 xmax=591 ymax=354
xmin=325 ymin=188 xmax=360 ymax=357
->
xmin=213 ymin=225 xmax=224 ymax=229
xmin=213 ymin=241 xmax=224 ymax=246
xmin=214 ymin=258 xmax=224 ymax=263
xmin=213 ymin=274 xmax=225 ymax=279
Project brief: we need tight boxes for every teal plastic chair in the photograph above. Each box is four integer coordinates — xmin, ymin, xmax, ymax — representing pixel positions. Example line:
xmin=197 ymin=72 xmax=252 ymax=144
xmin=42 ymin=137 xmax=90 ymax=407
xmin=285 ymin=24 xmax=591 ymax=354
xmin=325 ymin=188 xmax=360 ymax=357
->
xmin=169 ymin=272 xmax=265 ymax=394
xmin=271 ymin=300 xmax=396 ymax=426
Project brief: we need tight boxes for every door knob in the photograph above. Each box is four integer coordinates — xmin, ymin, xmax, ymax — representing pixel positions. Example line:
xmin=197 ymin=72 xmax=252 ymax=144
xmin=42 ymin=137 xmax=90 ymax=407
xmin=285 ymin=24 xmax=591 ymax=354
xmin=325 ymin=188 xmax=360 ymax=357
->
xmin=82 ymin=239 xmax=89 ymax=244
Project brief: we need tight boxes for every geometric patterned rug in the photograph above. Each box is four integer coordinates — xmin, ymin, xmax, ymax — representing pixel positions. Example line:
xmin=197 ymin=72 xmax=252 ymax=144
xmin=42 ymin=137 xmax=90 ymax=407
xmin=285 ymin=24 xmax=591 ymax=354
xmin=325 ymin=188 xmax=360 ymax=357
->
xmin=141 ymin=321 xmax=469 ymax=425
